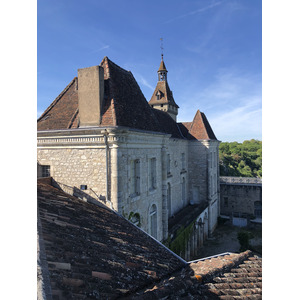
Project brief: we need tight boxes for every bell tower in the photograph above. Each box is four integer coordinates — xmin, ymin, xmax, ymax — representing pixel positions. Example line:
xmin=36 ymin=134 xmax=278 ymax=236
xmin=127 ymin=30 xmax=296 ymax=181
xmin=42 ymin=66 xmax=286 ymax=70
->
xmin=149 ymin=54 xmax=179 ymax=121
xmin=158 ymin=54 xmax=168 ymax=81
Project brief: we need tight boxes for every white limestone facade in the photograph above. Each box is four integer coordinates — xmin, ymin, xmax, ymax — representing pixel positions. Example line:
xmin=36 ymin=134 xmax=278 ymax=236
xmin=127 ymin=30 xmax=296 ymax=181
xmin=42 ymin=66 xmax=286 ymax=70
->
xmin=37 ymin=126 xmax=219 ymax=242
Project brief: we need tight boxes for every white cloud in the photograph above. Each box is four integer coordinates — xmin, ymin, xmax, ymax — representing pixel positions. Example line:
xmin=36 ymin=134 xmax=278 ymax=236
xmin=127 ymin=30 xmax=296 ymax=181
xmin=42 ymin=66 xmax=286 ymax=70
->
xmin=209 ymin=97 xmax=262 ymax=142
xmin=177 ymin=68 xmax=262 ymax=142
xmin=164 ymin=1 xmax=223 ymax=24
xmin=135 ymin=74 xmax=155 ymax=91
xmin=89 ymin=45 xmax=110 ymax=54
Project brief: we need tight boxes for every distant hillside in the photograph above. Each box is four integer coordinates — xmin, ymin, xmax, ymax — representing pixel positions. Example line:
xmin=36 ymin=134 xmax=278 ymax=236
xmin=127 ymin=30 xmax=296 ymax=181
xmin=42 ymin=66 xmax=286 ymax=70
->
xmin=219 ymin=139 xmax=262 ymax=178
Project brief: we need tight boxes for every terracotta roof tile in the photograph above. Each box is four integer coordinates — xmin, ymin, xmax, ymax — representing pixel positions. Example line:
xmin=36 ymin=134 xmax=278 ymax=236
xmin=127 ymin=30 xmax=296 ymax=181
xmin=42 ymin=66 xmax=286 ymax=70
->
xmin=131 ymin=251 xmax=262 ymax=299
xmin=37 ymin=78 xmax=78 ymax=131
xmin=188 ymin=109 xmax=217 ymax=140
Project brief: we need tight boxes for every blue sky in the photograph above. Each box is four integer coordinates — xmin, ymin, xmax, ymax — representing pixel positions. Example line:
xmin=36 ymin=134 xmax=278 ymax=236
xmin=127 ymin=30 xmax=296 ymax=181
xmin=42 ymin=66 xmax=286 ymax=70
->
xmin=38 ymin=0 xmax=262 ymax=142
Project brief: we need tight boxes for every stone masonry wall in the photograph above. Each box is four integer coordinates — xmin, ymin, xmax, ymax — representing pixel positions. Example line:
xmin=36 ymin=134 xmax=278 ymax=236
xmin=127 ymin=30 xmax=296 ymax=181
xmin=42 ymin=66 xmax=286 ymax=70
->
xmin=220 ymin=183 xmax=262 ymax=216
xmin=116 ymin=133 xmax=189 ymax=242
xmin=37 ymin=148 xmax=107 ymax=201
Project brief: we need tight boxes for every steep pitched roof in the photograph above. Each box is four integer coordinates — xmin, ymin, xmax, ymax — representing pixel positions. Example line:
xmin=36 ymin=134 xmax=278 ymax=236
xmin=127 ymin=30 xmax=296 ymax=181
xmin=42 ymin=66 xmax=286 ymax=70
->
xmin=148 ymin=80 xmax=179 ymax=108
xmin=180 ymin=110 xmax=217 ymax=140
xmin=158 ymin=57 xmax=167 ymax=72
xmin=37 ymin=178 xmax=186 ymax=299
xmin=37 ymin=78 xmax=79 ymax=131
xmin=37 ymin=57 xmax=217 ymax=141
xmin=37 ymin=57 xmax=183 ymax=137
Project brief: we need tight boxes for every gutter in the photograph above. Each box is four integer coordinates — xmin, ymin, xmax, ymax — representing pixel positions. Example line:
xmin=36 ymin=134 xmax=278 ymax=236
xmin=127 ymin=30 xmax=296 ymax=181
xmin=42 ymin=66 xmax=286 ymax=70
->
xmin=188 ymin=252 xmax=232 ymax=264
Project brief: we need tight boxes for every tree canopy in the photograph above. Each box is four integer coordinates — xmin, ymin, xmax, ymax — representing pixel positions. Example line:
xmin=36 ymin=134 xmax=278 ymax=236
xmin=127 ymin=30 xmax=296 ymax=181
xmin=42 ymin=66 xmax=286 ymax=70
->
xmin=219 ymin=139 xmax=262 ymax=178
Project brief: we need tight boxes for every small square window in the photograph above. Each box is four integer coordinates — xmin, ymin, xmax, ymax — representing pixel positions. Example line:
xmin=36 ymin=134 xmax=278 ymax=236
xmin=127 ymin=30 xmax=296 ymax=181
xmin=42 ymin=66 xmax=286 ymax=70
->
xmin=41 ymin=165 xmax=50 ymax=177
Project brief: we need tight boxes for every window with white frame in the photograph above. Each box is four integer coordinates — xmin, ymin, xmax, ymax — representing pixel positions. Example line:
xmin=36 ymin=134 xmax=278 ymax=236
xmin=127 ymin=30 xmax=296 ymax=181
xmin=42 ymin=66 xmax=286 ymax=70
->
xmin=149 ymin=157 xmax=157 ymax=190
xmin=130 ymin=159 xmax=140 ymax=196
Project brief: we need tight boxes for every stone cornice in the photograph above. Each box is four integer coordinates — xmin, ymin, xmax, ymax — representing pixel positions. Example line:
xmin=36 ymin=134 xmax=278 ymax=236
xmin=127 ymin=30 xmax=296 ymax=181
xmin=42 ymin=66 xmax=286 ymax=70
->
xmin=37 ymin=126 xmax=170 ymax=149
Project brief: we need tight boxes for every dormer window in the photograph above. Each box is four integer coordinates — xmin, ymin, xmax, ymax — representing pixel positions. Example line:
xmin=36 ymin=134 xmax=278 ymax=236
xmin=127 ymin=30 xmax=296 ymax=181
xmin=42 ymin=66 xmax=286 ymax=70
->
xmin=156 ymin=90 xmax=162 ymax=100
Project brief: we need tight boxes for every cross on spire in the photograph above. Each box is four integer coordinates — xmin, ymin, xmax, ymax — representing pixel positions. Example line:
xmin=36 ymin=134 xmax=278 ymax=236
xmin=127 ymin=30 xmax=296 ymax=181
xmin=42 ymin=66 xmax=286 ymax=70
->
xmin=160 ymin=37 xmax=164 ymax=59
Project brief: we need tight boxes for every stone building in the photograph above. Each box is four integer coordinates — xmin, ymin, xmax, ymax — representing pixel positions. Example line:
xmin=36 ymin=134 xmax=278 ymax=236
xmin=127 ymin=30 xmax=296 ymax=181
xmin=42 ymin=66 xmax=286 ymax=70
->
xmin=37 ymin=56 xmax=220 ymax=248
xmin=220 ymin=176 xmax=262 ymax=226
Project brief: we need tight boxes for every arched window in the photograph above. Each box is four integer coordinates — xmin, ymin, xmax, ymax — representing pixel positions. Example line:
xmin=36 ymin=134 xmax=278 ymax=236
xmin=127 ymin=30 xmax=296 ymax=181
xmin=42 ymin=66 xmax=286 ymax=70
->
xmin=167 ymin=183 xmax=171 ymax=218
xmin=150 ymin=204 xmax=157 ymax=239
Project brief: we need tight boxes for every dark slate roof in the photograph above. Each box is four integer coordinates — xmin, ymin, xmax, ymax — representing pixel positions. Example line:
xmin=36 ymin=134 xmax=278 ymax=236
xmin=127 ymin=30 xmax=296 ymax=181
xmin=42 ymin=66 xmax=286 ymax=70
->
xmin=129 ymin=250 xmax=262 ymax=299
xmin=37 ymin=178 xmax=186 ymax=299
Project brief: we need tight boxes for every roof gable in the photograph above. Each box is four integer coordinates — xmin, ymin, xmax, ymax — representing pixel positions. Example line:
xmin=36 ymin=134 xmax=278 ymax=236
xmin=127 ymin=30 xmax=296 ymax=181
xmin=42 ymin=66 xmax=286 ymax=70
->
xmin=37 ymin=78 xmax=79 ymax=131
xmin=149 ymin=80 xmax=179 ymax=108
xmin=188 ymin=110 xmax=217 ymax=140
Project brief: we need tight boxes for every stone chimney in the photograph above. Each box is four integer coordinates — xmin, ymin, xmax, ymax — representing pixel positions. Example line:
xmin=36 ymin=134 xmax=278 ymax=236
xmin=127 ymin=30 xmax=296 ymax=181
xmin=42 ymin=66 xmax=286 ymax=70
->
xmin=78 ymin=65 xmax=104 ymax=127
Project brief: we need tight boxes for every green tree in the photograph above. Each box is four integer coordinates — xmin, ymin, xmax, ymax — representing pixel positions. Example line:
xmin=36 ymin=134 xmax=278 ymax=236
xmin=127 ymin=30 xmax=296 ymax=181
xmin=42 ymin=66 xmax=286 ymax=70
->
xmin=219 ymin=140 xmax=262 ymax=177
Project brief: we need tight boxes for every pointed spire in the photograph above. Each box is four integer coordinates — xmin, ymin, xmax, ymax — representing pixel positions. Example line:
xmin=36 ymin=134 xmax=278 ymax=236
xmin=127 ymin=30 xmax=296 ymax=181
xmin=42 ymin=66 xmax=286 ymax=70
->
xmin=149 ymin=54 xmax=179 ymax=121
xmin=158 ymin=55 xmax=167 ymax=72
xmin=158 ymin=55 xmax=168 ymax=81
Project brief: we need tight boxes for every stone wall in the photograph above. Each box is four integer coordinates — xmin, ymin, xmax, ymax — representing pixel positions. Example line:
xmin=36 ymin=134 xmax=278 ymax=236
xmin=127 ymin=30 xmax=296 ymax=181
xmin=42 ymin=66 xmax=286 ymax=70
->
xmin=37 ymin=147 xmax=107 ymax=201
xmin=116 ymin=131 xmax=189 ymax=242
xmin=37 ymin=127 xmax=220 ymax=244
xmin=220 ymin=180 xmax=262 ymax=217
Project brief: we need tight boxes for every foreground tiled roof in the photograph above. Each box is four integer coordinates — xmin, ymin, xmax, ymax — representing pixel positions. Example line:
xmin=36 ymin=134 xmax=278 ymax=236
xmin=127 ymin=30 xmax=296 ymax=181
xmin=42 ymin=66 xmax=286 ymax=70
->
xmin=130 ymin=250 xmax=262 ymax=299
xmin=37 ymin=178 xmax=186 ymax=299
xmin=37 ymin=57 xmax=217 ymax=140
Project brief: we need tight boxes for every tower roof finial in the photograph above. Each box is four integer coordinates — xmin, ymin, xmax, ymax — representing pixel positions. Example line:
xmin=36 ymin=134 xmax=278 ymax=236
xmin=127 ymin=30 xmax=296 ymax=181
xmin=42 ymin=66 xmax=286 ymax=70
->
xmin=160 ymin=37 xmax=164 ymax=59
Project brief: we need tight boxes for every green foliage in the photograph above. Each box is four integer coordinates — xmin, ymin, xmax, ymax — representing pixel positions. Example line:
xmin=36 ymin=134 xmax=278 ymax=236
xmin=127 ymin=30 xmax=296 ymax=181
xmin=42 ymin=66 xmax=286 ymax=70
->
xmin=168 ymin=222 xmax=195 ymax=256
xmin=126 ymin=211 xmax=141 ymax=227
xmin=237 ymin=230 xmax=251 ymax=252
xmin=219 ymin=139 xmax=262 ymax=177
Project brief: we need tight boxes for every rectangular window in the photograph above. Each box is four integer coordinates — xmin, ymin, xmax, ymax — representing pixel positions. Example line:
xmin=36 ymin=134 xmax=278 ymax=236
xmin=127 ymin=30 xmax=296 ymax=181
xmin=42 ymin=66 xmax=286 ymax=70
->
xmin=181 ymin=153 xmax=186 ymax=170
xmin=149 ymin=158 xmax=156 ymax=190
xmin=167 ymin=154 xmax=171 ymax=174
xmin=42 ymin=165 xmax=50 ymax=177
xmin=224 ymin=197 xmax=228 ymax=207
xmin=130 ymin=159 xmax=140 ymax=196
xmin=214 ymin=151 xmax=217 ymax=168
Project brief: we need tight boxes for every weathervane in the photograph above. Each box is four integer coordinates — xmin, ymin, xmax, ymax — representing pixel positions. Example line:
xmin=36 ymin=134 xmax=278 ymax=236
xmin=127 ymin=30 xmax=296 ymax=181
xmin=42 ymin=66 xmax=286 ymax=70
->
xmin=160 ymin=37 xmax=164 ymax=59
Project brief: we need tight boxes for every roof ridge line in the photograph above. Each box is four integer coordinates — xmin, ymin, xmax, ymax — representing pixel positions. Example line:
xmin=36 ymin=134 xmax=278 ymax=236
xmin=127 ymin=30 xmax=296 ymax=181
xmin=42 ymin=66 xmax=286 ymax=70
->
xmin=188 ymin=110 xmax=200 ymax=133
xmin=190 ymin=250 xmax=252 ymax=284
